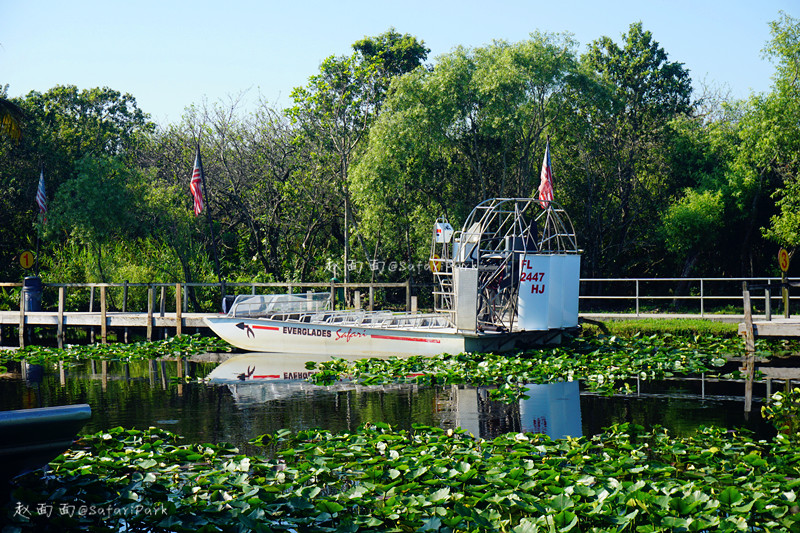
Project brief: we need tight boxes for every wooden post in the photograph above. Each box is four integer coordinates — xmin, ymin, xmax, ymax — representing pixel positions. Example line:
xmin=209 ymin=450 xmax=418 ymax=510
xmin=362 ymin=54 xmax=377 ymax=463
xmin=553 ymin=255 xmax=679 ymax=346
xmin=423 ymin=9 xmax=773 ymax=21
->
xmin=123 ymin=280 xmax=129 ymax=343
xmin=18 ymin=288 xmax=25 ymax=348
xmin=783 ymin=271 xmax=790 ymax=318
xmin=411 ymin=295 xmax=418 ymax=314
xmin=57 ymin=286 xmax=65 ymax=349
xmin=405 ymin=279 xmax=412 ymax=312
xmin=369 ymin=284 xmax=374 ymax=311
xmin=175 ymin=283 xmax=182 ymax=337
xmin=159 ymin=286 xmax=166 ymax=339
xmin=100 ymin=285 xmax=107 ymax=344
xmin=89 ymin=285 xmax=95 ymax=343
xmin=742 ymin=281 xmax=756 ymax=413
xmin=330 ymin=279 xmax=336 ymax=309
xmin=766 ymin=287 xmax=772 ymax=321
xmin=354 ymin=290 xmax=361 ymax=309
xmin=147 ymin=285 xmax=154 ymax=342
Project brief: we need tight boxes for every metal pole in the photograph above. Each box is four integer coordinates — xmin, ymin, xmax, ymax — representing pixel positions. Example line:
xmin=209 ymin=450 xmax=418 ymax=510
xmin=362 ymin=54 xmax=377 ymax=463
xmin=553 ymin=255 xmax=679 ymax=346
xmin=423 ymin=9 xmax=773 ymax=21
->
xmin=196 ymin=147 xmax=225 ymax=304
xmin=700 ymin=279 xmax=704 ymax=317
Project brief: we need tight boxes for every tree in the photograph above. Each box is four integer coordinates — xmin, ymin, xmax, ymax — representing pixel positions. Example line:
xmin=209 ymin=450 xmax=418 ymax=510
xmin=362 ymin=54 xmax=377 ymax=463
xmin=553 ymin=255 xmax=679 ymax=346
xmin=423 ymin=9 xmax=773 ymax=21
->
xmin=47 ymin=155 xmax=139 ymax=282
xmin=352 ymin=33 xmax=581 ymax=272
xmin=558 ymin=22 xmax=693 ymax=278
xmin=287 ymin=31 xmax=428 ymax=282
xmin=662 ymin=189 xmax=724 ymax=278
xmin=0 ymin=89 xmax=23 ymax=142
xmin=352 ymin=28 xmax=430 ymax=102
xmin=757 ymin=13 xmax=800 ymax=268
xmin=0 ymin=85 xmax=153 ymax=281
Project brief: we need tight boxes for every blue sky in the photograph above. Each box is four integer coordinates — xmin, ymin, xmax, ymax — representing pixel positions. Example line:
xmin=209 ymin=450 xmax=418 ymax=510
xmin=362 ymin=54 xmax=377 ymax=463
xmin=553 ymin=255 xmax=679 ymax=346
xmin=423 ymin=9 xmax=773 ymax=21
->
xmin=2 ymin=0 xmax=796 ymax=124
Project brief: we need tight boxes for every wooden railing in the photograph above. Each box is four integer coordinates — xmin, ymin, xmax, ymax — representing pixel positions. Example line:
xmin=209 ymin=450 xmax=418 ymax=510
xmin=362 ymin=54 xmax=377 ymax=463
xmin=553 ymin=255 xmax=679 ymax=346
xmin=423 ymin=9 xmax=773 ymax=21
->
xmin=1 ymin=280 xmax=415 ymax=347
xmin=4 ymin=276 xmax=791 ymax=317
xmin=2 ymin=276 xmax=794 ymax=348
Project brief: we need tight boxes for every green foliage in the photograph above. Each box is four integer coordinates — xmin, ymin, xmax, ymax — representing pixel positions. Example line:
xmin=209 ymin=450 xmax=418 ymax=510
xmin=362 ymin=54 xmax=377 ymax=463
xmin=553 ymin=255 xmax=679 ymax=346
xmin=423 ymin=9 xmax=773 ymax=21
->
xmin=762 ymin=387 xmax=800 ymax=438
xmin=352 ymin=32 xmax=581 ymax=272
xmin=6 ymin=423 xmax=800 ymax=532
xmin=48 ymin=155 xmax=138 ymax=243
xmin=0 ymin=92 xmax=23 ymax=142
xmin=582 ymin=318 xmax=739 ymax=337
xmin=352 ymin=28 xmax=430 ymax=94
xmin=3 ymin=17 xmax=800 ymax=285
xmin=306 ymin=333 xmax=742 ymax=401
xmin=558 ymin=22 xmax=694 ymax=278
xmin=663 ymin=190 xmax=724 ymax=255
xmin=0 ymin=85 xmax=153 ymax=283
xmin=1 ymin=334 xmax=232 ymax=366
xmin=734 ymin=14 xmax=800 ymax=267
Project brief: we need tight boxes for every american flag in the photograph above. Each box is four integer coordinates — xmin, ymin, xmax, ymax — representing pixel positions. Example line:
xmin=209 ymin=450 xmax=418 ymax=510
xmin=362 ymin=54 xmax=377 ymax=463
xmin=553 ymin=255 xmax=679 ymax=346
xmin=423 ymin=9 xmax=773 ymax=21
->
xmin=190 ymin=149 xmax=204 ymax=216
xmin=35 ymin=169 xmax=47 ymax=220
xmin=537 ymin=140 xmax=554 ymax=209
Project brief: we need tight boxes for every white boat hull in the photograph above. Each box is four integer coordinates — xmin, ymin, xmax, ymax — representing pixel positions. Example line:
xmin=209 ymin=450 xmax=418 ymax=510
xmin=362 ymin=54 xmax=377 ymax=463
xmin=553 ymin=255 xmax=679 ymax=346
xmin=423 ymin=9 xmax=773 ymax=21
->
xmin=204 ymin=316 xmax=468 ymax=357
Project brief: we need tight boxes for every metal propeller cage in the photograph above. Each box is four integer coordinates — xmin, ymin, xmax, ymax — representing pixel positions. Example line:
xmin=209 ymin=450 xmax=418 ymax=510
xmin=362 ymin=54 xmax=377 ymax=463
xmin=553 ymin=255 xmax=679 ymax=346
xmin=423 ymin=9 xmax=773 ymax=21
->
xmin=430 ymin=198 xmax=579 ymax=331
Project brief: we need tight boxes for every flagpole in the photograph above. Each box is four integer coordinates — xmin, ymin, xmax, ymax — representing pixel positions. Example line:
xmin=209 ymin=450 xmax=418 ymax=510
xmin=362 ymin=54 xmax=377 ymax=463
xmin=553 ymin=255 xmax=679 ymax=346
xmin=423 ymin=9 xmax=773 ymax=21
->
xmin=195 ymin=145 xmax=225 ymax=304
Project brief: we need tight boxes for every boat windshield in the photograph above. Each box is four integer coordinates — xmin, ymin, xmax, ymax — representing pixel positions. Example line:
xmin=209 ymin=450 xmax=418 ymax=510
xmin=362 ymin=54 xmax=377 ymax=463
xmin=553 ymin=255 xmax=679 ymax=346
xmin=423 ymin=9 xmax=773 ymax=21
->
xmin=229 ymin=293 xmax=331 ymax=318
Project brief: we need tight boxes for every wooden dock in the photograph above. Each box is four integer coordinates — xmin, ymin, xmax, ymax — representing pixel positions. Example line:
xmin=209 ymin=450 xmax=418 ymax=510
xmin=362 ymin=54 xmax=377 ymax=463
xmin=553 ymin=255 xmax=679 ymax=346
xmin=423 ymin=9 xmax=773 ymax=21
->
xmin=0 ymin=280 xmax=415 ymax=348
xmin=0 ymin=310 xmax=215 ymax=348
xmin=737 ymin=280 xmax=800 ymax=411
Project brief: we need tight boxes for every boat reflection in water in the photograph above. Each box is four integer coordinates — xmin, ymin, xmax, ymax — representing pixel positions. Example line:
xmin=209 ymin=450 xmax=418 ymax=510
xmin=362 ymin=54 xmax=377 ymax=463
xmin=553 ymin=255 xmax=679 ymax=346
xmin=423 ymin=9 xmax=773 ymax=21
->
xmin=454 ymin=381 xmax=581 ymax=440
xmin=209 ymin=353 xmax=581 ymax=440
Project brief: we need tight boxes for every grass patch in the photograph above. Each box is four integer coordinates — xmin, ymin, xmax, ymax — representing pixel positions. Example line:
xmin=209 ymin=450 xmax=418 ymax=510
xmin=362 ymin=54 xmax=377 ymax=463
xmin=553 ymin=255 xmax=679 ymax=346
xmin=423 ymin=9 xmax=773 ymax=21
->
xmin=581 ymin=318 xmax=740 ymax=338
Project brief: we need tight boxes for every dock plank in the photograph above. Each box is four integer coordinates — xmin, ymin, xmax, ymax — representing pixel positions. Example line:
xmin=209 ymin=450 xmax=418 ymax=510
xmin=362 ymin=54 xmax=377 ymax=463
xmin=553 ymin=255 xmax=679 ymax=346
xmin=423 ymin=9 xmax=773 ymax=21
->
xmin=737 ymin=318 xmax=800 ymax=338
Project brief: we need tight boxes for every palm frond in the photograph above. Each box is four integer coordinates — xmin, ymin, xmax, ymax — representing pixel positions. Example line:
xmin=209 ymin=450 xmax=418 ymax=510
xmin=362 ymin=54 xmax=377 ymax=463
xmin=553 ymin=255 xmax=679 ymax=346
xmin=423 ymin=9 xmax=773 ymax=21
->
xmin=0 ymin=98 xmax=23 ymax=141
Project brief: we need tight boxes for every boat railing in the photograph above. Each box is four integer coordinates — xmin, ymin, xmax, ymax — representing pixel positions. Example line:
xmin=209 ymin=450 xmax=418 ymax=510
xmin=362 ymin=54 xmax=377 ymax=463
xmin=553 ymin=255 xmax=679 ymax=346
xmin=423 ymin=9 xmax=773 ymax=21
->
xmin=291 ymin=310 xmax=453 ymax=329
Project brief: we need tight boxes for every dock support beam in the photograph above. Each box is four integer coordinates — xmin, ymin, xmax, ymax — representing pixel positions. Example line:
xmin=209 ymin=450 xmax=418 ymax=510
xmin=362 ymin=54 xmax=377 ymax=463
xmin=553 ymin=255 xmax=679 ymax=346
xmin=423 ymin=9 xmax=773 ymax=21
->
xmin=176 ymin=283 xmax=182 ymax=336
xmin=18 ymin=290 xmax=25 ymax=348
xmin=742 ymin=282 xmax=756 ymax=413
xmin=100 ymin=286 xmax=107 ymax=344
xmin=147 ymin=286 xmax=154 ymax=342
xmin=57 ymin=286 xmax=65 ymax=349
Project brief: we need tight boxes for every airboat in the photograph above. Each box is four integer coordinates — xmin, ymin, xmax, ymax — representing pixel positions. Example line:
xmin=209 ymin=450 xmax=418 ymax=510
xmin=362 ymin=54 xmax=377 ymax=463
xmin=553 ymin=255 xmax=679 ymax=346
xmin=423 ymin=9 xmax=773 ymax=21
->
xmin=204 ymin=198 xmax=581 ymax=357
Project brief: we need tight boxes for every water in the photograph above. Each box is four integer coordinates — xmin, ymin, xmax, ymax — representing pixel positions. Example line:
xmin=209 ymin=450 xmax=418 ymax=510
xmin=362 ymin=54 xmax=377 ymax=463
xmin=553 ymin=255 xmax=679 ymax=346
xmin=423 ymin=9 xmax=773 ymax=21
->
xmin=0 ymin=354 xmax=776 ymax=455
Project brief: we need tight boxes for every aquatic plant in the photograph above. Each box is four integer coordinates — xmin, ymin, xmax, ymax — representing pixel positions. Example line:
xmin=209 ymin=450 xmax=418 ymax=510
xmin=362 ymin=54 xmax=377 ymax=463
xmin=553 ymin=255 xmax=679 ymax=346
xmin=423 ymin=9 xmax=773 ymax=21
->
xmin=763 ymin=387 xmax=800 ymax=439
xmin=4 ymin=422 xmax=800 ymax=532
xmin=0 ymin=334 xmax=233 ymax=368
xmin=307 ymin=333 xmax=747 ymax=401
